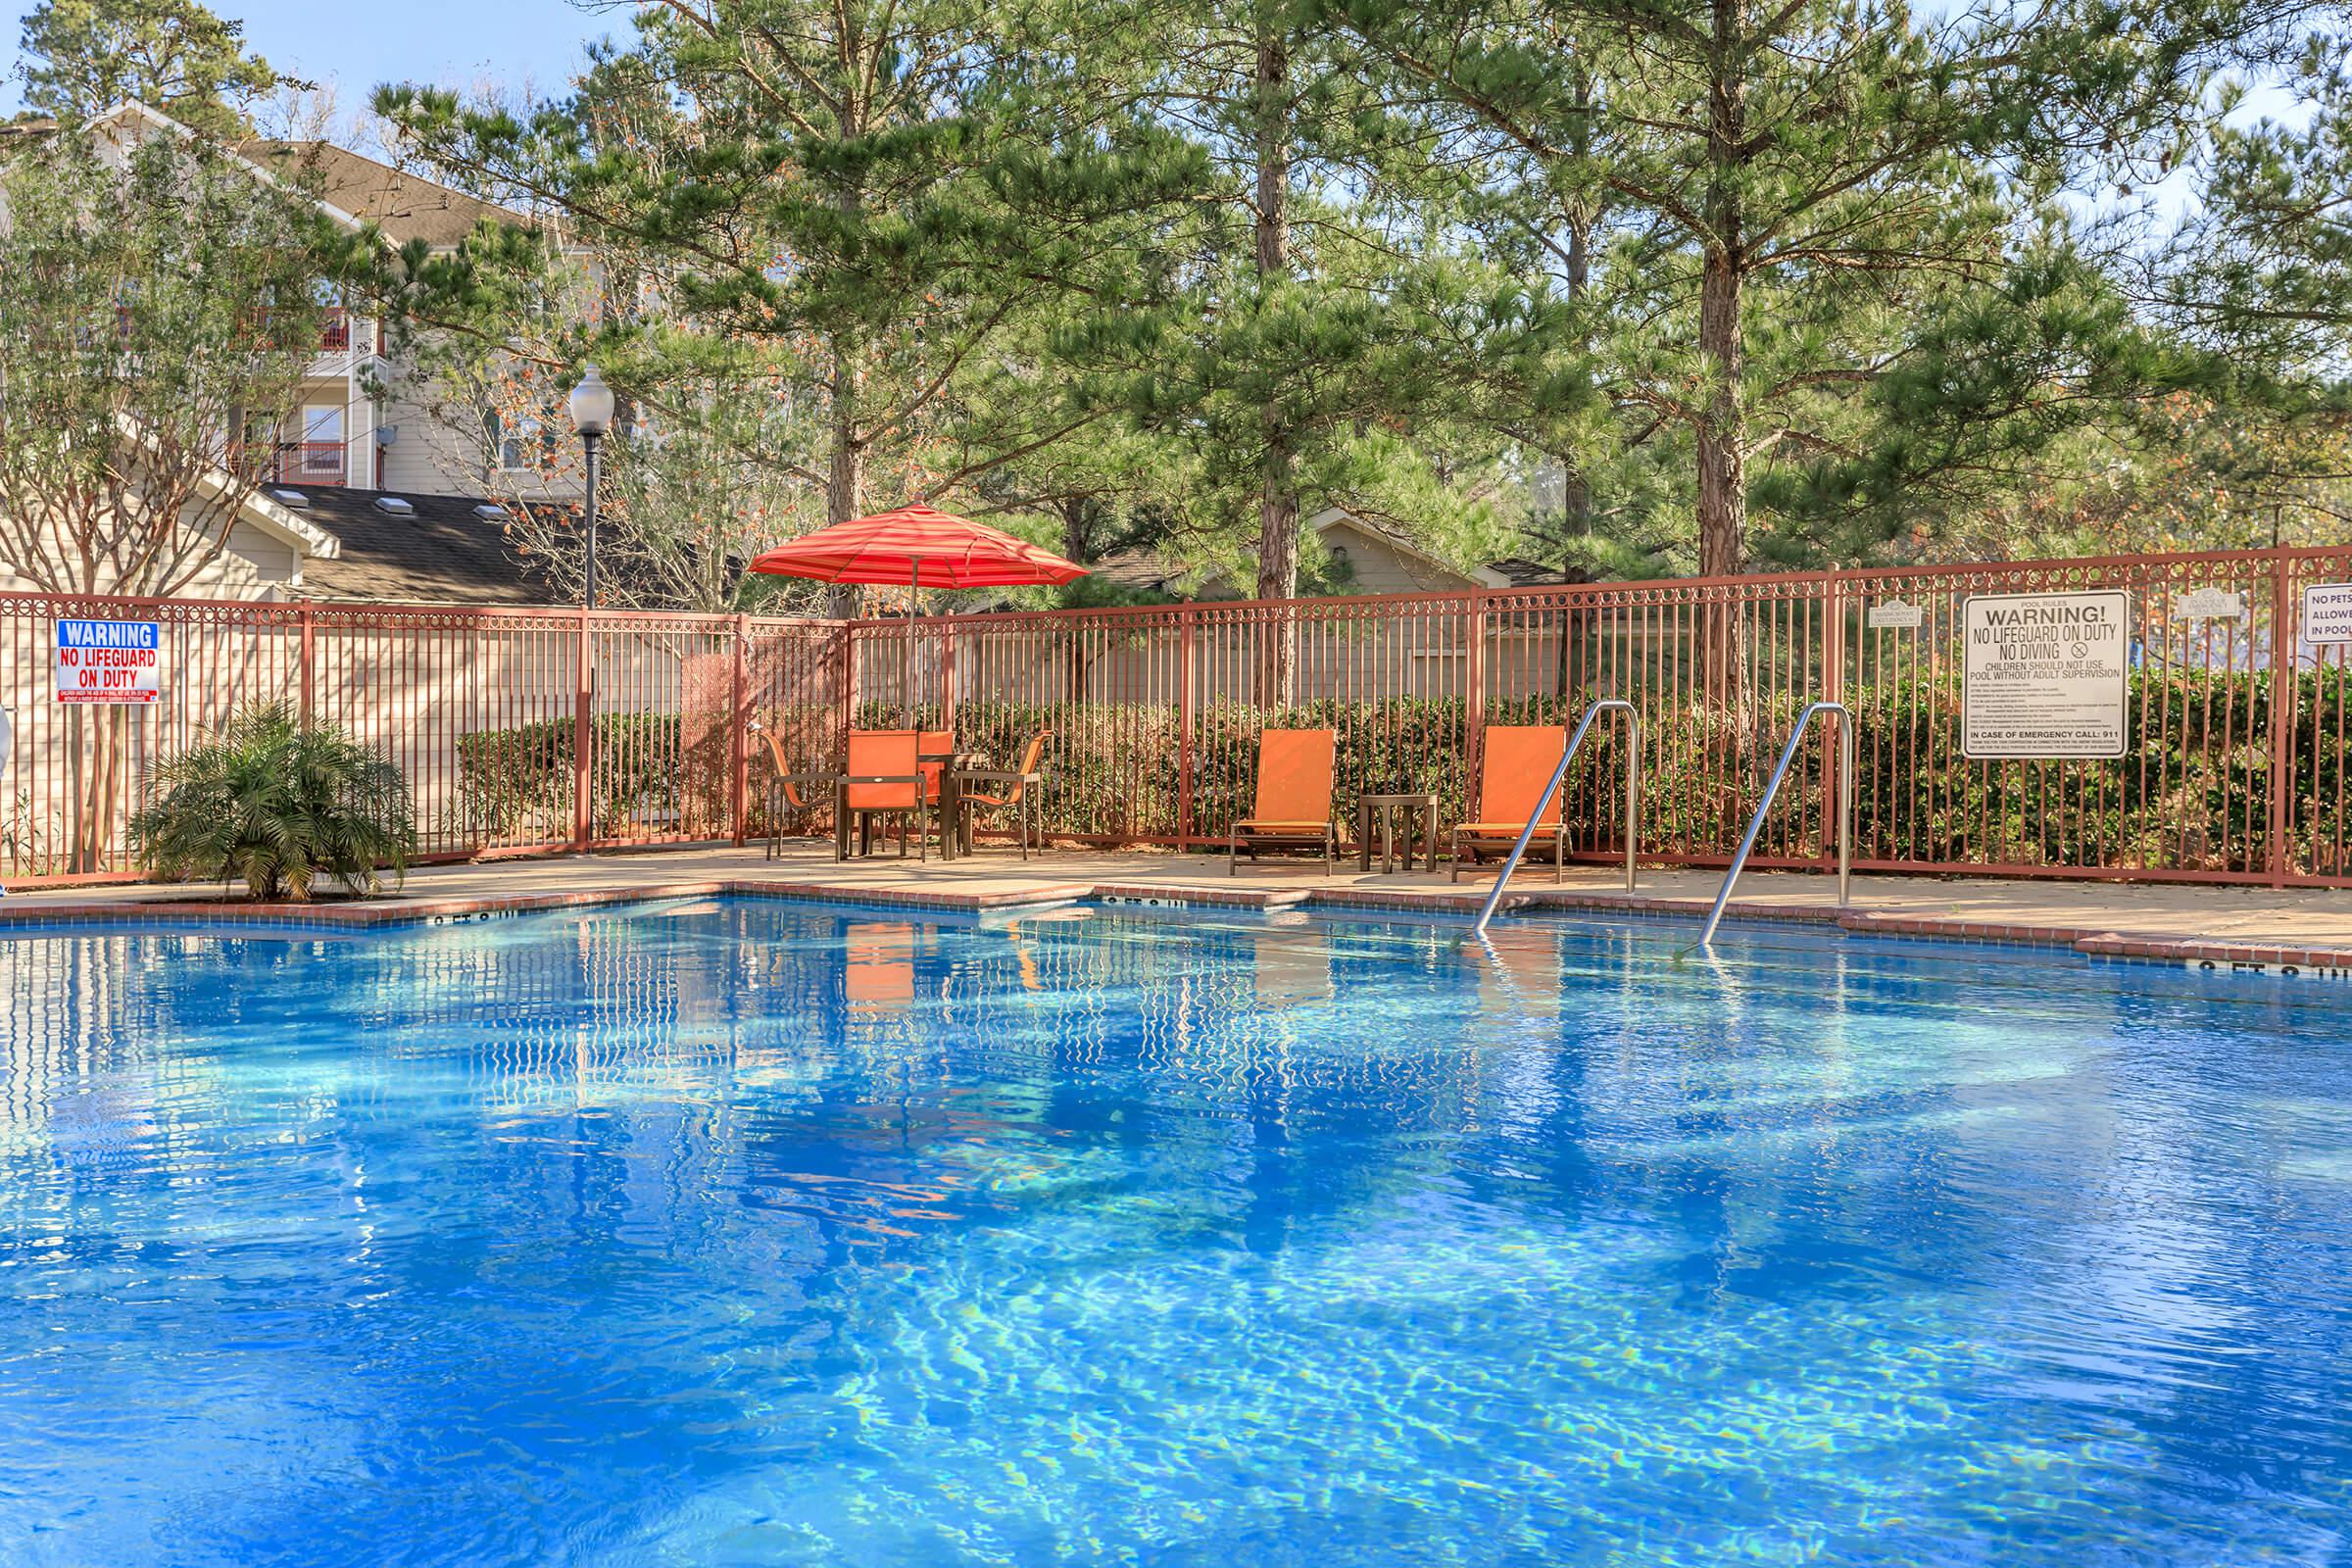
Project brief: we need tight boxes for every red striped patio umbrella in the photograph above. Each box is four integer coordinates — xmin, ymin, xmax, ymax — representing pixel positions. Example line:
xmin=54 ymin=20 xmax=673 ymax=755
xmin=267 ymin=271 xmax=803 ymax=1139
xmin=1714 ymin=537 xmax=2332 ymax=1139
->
xmin=748 ymin=505 xmax=1088 ymax=722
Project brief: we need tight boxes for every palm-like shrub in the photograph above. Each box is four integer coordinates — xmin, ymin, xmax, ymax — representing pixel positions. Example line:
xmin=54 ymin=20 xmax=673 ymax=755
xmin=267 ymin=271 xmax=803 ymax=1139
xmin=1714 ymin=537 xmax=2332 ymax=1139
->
xmin=130 ymin=704 xmax=416 ymax=901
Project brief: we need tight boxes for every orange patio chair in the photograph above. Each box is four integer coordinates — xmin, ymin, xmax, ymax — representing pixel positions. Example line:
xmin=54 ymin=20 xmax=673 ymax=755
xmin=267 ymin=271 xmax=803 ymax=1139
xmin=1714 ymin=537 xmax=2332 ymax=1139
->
xmin=1451 ymin=725 xmax=1569 ymax=882
xmin=841 ymin=729 xmax=930 ymax=860
xmin=953 ymin=731 xmax=1052 ymax=858
xmin=1228 ymin=728 xmax=1339 ymax=874
xmin=752 ymin=725 xmax=836 ymax=861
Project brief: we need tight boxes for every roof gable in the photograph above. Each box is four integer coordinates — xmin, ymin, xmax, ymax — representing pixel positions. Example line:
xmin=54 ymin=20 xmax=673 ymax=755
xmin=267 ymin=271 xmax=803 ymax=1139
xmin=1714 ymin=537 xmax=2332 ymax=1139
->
xmin=237 ymin=140 xmax=528 ymax=248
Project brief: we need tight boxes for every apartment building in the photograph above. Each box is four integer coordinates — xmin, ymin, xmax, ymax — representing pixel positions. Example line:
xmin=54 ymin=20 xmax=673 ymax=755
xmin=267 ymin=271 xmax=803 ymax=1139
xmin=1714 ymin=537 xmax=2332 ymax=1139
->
xmin=233 ymin=136 xmax=578 ymax=508
xmin=0 ymin=104 xmax=572 ymax=604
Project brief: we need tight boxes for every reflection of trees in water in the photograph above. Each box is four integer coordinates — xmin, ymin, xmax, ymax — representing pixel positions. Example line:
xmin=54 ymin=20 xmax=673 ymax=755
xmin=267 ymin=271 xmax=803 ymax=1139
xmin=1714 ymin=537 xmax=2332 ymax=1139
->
xmin=1 ymin=909 xmax=2116 ymax=1294
xmin=339 ymin=912 xmax=750 ymax=1112
xmin=936 ymin=910 xmax=1512 ymax=1253
xmin=0 ymin=931 xmax=336 ymax=1173
xmin=964 ymin=911 xmax=1490 ymax=1116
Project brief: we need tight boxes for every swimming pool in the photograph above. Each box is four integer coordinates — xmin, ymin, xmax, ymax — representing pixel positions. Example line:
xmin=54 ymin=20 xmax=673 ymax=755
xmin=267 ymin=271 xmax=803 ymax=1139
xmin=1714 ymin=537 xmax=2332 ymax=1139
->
xmin=1 ymin=898 xmax=2346 ymax=1565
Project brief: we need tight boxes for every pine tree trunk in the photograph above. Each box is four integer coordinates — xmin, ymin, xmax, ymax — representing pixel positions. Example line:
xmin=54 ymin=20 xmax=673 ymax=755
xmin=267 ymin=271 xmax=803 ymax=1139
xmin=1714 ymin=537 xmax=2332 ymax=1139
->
xmin=825 ymin=346 xmax=864 ymax=623
xmin=1695 ymin=253 xmax=1744 ymax=584
xmin=1696 ymin=4 xmax=1749 ymax=718
xmin=1560 ymin=63 xmax=1594 ymax=578
xmin=1252 ymin=22 xmax=1299 ymax=710
xmin=1554 ymin=74 xmax=1596 ymax=702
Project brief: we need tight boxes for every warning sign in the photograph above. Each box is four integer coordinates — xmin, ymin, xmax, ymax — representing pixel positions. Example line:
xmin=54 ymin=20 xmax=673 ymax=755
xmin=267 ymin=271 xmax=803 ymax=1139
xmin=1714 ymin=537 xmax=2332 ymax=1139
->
xmin=2306 ymin=583 xmax=2352 ymax=647
xmin=1962 ymin=591 xmax=2129 ymax=760
xmin=55 ymin=619 xmax=163 ymax=705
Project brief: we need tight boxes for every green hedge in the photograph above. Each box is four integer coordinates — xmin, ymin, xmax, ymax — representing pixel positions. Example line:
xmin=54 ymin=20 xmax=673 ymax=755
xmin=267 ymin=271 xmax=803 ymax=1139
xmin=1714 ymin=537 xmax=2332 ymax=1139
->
xmin=478 ymin=666 xmax=2352 ymax=873
xmin=456 ymin=713 xmax=690 ymax=841
xmin=930 ymin=668 xmax=2350 ymax=874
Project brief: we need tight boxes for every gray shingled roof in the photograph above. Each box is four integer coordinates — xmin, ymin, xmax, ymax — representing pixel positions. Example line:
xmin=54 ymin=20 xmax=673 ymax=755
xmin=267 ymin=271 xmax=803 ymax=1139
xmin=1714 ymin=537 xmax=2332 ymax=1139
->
xmin=273 ymin=486 xmax=556 ymax=606
xmin=237 ymin=141 xmax=527 ymax=248
xmin=1485 ymin=557 xmax=1591 ymax=588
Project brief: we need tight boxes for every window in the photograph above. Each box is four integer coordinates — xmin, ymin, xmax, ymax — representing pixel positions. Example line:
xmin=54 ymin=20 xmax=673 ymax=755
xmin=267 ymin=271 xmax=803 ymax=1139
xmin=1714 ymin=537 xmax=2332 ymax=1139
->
xmin=299 ymin=406 xmax=344 ymax=478
xmin=484 ymin=409 xmax=537 ymax=472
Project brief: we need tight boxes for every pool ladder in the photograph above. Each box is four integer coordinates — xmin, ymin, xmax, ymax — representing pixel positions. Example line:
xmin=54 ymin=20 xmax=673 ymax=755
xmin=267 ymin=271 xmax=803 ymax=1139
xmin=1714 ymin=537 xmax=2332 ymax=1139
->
xmin=1682 ymin=701 xmax=1853 ymax=955
xmin=1469 ymin=700 xmax=1640 ymax=939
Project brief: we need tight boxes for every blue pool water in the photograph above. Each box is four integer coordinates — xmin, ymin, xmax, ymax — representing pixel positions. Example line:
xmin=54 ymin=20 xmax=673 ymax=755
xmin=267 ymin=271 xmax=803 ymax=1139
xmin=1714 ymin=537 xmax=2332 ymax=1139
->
xmin=1 ymin=899 xmax=2348 ymax=1565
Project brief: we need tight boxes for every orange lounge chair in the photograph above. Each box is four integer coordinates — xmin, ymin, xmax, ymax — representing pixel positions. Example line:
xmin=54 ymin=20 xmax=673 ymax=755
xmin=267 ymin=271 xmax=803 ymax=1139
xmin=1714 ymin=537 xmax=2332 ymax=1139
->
xmin=953 ymin=731 xmax=1051 ymax=858
xmin=841 ymin=729 xmax=930 ymax=860
xmin=1451 ymin=724 xmax=1568 ymax=882
xmin=1228 ymin=728 xmax=1339 ymax=874
xmin=752 ymin=726 xmax=836 ymax=860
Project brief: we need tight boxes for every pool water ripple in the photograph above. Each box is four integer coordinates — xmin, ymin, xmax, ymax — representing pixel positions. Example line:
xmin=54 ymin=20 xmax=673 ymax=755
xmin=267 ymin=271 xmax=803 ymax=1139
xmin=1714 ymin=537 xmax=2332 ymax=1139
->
xmin=1 ymin=903 xmax=2348 ymax=1565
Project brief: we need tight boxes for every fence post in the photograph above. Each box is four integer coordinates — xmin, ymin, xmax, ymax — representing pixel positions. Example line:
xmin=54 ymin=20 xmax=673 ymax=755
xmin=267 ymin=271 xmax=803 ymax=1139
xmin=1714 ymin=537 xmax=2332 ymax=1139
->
xmin=297 ymin=603 xmax=315 ymax=728
xmin=2269 ymin=550 xmax=2295 ymax=886
xmin=838 ymin=623 xmax=858 ymax=757
xmin=572 ymin=607 xmax=593 ymax=853
xmin=1178 ymin=607 xmax=1198 ymax=850
xmin=941 ymin=614 xmax=957 ymax=733
xmin=1465 ymin=590 xmax=1489 ymax=792
xmin=1823 ymin=567 xmax=1845 ymax=868
xmin=730 ymin=614 xmax=751 ymax=848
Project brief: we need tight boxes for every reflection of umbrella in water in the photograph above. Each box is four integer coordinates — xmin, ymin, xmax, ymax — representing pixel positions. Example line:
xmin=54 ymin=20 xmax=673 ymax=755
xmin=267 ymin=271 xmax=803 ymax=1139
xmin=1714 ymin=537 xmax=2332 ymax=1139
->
xmin=748 ymin=506 xmax=1088 ymax=724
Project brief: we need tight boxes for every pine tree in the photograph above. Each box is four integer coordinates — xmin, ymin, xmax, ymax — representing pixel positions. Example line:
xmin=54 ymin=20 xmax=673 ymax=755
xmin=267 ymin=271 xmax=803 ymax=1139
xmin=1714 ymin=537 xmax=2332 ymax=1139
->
xmin=1052 ymin=0 xmax=1548 ymax=700
xmin=377 ymin=0 xmax=1202 ymax=615
xmin=2166 ymin=30 xmax=2352 ymax=386
xmin=18 ymin=0 xmax=292 ymax=137
xmin=1332 ymin=0 xmax=2250 ymax=702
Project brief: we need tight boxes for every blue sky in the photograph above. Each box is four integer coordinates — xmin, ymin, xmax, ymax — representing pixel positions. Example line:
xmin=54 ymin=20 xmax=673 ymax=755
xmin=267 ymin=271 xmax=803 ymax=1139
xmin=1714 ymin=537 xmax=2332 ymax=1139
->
xmin=0 ymin=0 xmax=619 ymax=120
xmin=0 ymin=0 xmax=2312 ymax=224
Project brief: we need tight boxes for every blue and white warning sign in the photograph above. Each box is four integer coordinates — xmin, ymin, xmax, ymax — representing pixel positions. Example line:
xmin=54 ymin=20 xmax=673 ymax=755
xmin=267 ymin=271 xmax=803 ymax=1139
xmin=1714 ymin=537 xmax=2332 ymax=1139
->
xmin=55 ymin=619 xmax=163 ymax=705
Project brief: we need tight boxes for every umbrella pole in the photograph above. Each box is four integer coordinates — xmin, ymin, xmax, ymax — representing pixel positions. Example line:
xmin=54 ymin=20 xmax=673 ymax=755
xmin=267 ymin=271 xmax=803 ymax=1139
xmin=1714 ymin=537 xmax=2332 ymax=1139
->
xmin=906 ymin=561 xmax=918 ymax=729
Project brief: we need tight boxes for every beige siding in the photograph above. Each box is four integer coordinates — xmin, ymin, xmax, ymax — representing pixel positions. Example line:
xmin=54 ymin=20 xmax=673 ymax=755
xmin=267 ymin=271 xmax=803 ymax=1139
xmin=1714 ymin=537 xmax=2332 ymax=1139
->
xmin=0 ymin=519 xmax=291 ymax=602
xmin=1320 ymin=520 xmax=1475 ymax=596
xmin=374 ymin=365 xmax=581 ymax=504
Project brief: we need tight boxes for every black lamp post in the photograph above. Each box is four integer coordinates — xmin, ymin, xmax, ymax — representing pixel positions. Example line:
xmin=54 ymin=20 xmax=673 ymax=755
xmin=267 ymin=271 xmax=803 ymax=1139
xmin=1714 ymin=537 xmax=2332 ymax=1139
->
xmin=567 ymin=366 xmax=615 ymax=606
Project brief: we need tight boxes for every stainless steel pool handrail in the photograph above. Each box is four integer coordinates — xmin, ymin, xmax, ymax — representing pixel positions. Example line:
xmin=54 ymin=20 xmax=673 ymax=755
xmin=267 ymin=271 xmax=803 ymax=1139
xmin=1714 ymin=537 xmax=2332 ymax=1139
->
xmin=1684 ymin=701 xmax=1852 ymax=954
xmin=1469 ymin=699 xmax=1640 ymax=939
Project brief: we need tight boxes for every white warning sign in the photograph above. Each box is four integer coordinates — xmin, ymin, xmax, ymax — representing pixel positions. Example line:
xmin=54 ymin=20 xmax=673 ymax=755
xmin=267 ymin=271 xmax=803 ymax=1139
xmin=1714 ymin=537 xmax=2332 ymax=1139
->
xmin=1962 ymin=591 xmax=2130 ymax=760
xmin=2305 ymin=583 xmax=2352 ymax=647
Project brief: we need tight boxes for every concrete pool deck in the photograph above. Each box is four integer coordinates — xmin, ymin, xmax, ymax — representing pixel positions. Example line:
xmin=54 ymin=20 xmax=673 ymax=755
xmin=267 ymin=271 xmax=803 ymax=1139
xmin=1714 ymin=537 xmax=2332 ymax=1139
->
xmin=7 ymin=843 xmax=2352 ymax=976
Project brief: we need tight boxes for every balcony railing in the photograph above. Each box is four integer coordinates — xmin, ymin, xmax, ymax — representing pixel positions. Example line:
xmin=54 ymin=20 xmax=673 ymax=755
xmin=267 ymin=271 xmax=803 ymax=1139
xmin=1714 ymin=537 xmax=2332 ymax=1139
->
xmin=273 ymin=441 xmax=347 ymax=486
xmin=318 ymin=309 xmax=351 ymax=352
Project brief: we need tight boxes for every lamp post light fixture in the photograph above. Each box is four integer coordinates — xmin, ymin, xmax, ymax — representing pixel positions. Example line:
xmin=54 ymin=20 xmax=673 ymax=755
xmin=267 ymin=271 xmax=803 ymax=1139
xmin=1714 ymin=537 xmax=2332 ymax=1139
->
xmin=567 ymin=366 xmax=615 ymax=607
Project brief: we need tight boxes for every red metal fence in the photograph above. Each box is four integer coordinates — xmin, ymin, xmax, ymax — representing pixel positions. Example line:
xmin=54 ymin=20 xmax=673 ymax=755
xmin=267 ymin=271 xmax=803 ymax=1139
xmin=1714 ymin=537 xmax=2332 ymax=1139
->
xmin=5 ymin=542 xmax=2350 ymax=888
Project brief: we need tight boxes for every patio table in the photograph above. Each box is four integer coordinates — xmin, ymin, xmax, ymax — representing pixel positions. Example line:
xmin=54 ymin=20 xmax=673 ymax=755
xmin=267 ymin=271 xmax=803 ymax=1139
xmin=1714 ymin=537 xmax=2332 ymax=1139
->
xmin=1357 ymin=792 xmax=1440 ymax=874
xmin=922 ymin=751 xmax=978 ymax=859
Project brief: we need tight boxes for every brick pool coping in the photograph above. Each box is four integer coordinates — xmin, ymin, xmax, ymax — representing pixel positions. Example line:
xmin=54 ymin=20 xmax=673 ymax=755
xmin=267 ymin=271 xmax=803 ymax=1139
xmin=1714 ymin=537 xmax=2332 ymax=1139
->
xmin=5 ymin=874 xmax=2347 ymax=977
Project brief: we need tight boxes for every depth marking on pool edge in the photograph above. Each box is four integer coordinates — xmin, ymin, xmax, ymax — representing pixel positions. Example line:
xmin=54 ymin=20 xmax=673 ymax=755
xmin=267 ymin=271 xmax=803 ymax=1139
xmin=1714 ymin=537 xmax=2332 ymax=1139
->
xmin=2182 ymin=957 xmax=2352 ymax=983
xmin=425 ymin=907 xmax=534 ymax=927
